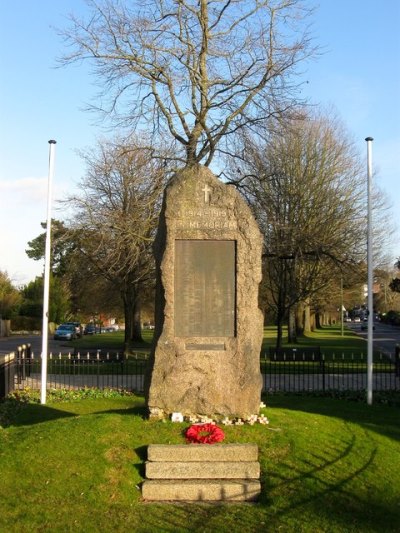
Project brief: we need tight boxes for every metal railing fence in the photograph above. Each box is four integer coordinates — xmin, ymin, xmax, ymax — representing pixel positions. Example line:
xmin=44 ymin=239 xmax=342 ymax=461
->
xmin=0 ymin=353 xmax=15 ymax=398
xmin=1 ymin=347 xmax=399 ymax=398
xmin=261 ymin=351 xmax=400 ymax=393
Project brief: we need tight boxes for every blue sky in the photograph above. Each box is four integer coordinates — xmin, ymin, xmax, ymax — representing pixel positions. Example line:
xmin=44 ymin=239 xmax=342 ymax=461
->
xmin=1 ymin=0 xmax=399 ymax=285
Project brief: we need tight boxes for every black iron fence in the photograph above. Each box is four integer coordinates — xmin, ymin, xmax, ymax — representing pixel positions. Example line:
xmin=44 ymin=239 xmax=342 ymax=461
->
xmin=262 ymin=350 xmax=400 ymax=393
xmin=1 ymin=346 xmax=399 ymax=399
xmin=12 ymin=350 xmax=147 ymax=394
xmin=0 ymin=353 xmax=15 ymax=398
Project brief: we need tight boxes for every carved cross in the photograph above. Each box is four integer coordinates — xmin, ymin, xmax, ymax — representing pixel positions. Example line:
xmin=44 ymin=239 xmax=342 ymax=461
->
xmin=202 ymin=183 xmax=211 ymax=203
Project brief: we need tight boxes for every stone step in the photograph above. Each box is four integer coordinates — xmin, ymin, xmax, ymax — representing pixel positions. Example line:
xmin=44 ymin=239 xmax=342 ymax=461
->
xmin=142 ymin=479 xmax=261 ymax=502
xmin=147 ymin=443 xmax=259 ymax=462
xmin=146 ymin=460 xmax=260 ymax=479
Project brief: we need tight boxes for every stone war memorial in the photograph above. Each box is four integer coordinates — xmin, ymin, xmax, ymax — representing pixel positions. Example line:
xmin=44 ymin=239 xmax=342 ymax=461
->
xmin=144 ymin=165 xmax=263 ymax=419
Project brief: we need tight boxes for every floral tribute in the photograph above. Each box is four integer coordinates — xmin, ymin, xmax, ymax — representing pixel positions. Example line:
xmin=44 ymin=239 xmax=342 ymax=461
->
xmin=185 ymin=423 xmax=225 ymax=444
xmin=171 ymin=403 xmax=270 ymax=429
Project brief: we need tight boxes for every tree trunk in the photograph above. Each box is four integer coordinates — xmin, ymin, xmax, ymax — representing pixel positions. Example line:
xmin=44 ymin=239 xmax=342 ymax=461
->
xmin=287 ymin=307 xmax=297 ymax=343
xmin=295 ymin=303 xmax=304 ymax=336
xmin=303 ymin=302 xmax=312 ymax=333
xmin=276 ymin=315 xmax=284 ymax=350
xmin=131 ymin=297 xmax=142 ymax=341
xmin=275 ymin=288 xmax=286 ymax=349
xmin=123 ymin=282 xmax=143 ymax=352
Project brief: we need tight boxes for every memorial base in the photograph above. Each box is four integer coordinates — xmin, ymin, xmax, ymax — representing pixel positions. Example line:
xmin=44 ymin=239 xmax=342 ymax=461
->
xmin=142 ymin=444 xmax=261 ymax=502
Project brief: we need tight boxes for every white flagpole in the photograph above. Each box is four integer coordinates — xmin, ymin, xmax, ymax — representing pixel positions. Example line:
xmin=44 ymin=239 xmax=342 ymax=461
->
xmin=365 ymin=136 xmax=373 ymax=405
xmin=40 ymin=140 xmax=57 ymax=405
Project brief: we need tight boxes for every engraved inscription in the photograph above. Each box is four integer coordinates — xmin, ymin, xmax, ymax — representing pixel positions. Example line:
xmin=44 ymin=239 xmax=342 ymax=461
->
xmin=175 ymin=240 xmax=236 ymax=337
xmin=177 ymin=219 xmax=236 ymax=230
xmin=175 ymin=206 xmax=237 ymax=230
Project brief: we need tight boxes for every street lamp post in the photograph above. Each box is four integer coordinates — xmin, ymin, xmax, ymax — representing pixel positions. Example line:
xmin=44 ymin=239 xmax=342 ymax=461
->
xmin=365 ymin=137 xmax=373 ymax=406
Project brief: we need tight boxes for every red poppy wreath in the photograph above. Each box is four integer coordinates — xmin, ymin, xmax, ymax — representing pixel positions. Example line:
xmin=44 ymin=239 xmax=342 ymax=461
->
xmin=185 ymin=423 xmax=225 ymax=444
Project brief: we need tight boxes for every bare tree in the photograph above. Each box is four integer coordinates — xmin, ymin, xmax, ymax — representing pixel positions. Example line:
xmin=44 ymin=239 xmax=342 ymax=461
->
xmin=60 ymin=0 xmax=316 ymax=167
xmin=230 ymin=110 xmax=367 ymax=346
xmin=66 ymin=137 xmax=168 ymax=350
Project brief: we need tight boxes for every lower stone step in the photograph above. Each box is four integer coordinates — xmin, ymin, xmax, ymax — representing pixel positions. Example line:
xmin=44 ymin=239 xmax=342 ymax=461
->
xmin=142 ymin=479 xmax=261 ymax=502
xmin=146 ymin=460 xmax=260 ymax=479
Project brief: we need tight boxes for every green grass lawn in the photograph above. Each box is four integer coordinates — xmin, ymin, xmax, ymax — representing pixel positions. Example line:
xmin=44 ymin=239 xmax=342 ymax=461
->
xmin=1 ymin=391 xmax=399 ymax=532
xmin=262 ymin=325 xmax=383 ymax=360
xmin=72 ymin=329 xmax=153 ymax=354
xmin=76 ymin=325 xmax=373 ymax=361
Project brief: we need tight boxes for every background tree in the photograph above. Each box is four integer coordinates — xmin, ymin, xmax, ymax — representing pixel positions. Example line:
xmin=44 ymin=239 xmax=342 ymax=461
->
xmin=26 ymin=229 xmax=127 ymax=326
xmin=26 ymin=220 xmax=84 ymax=322
xmin=74 ymin=274 xmax=124 ymax=325
xmin=60 ymin=0 xmax=316 ymax=167
xmin=26 ymin=220 xmax=77 ymax=277
xmin=66 ymin=137 xmax=167 ymax=351
xmin=229 ymin=110 xmax=366 ymax=346
xmin=374 ymin=266 xmax=396 ymax=315
xmin=389 ymin=258 xmax=400 ymax=293
xmin=19 ymin=275 xmax=71 ymax=324
xmin=0 ymin=271 xmax=21 ymax=320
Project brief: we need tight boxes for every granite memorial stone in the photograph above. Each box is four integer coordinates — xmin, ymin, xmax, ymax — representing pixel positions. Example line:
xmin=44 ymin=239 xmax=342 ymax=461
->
xmin=145 ymin=165 xmax=263 ymax=418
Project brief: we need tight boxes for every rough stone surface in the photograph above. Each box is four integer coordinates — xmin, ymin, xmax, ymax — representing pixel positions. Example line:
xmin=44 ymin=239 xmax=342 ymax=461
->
xmin=145 ymin=165 xmax=263 ymax=418
xmin=145 ymin=461 xmax=260 ymax=480
xmin=142 ymin=443 xmax=261 ymax=502
xmin=147 ymin=443 xmax=259 ymax=462
xmin=141 ymin=479 xmax=261 ymax=502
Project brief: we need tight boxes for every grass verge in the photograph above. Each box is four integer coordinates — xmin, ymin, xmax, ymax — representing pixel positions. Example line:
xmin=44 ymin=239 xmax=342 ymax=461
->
xmin=0 ymin=391 xmax=399 ymax=532
xmin=73 ymin=325 xmax=375 ymax=361
xmin=262 ymin=325 xmax=384 ymax=360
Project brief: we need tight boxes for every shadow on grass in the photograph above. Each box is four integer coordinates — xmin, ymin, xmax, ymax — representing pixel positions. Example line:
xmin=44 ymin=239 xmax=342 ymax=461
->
xmin=260 ymin=430 xmax=400 ymax=530
xmin=95 ymin=404 xmax=148 ymax=418
xmin=1 ymin=396 xmax=148 ymax=428
xmin=1 ymin=403 xmax=76 ymax=427
xmin=133 ymin=445 xmax=148 ymax=479
xmin=264 ymin=393 xmax=400 ymax=442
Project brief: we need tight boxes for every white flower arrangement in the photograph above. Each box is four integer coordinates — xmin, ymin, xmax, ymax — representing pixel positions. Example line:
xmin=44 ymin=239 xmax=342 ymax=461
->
xmin=258 ymin=414 xmax=269 ymax=425
xmin=170 ymin=400 xmax=270 ymax=426
xmin=246 ymin=414 xmax=259 ymax=425
xmin=180 ymin=412 xmax=269 ymax=427
xmin=171 ymin=412 xmax=184 ymax=423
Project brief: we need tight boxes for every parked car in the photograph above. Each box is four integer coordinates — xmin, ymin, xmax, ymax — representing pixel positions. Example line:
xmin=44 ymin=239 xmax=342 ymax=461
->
xmin=101 ymin=325 xmax=119 ymax=333
xmin=63 ymin=322 xmax=82 ymax=337
xmin=54 ymin=324 xmax=77 ymax=340
xmin=84 ymin=324 xmax=100 ymax=335
xmin=353 ymin=317 xmax=361 ymax=323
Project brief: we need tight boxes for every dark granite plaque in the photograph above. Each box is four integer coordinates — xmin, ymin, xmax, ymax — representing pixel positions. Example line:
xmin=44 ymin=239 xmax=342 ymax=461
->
xmin=175 ymin=240 xmax=236 ymax=337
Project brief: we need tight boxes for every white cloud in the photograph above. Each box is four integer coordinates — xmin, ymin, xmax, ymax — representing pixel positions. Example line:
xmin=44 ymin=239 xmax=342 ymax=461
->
xmin=0 ymin=176 xmax=47 ymax=205
xmin=0 ymin=177 xmax=50 ymax=285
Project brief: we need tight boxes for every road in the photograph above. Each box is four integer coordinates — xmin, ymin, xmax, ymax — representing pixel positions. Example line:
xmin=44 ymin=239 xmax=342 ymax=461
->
xmin=0 ymin=334 xmax=74 ymax=356
xmin=347 ymin=321 xmax=400 ymax=359
xmin=1 ymin=322 xmax=399 ymax=359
